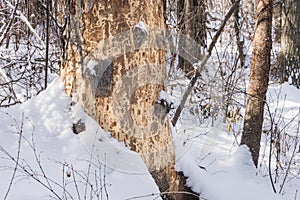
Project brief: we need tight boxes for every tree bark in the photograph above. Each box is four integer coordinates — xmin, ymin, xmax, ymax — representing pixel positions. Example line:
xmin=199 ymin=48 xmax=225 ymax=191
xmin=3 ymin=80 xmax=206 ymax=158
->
xmin=279 ymin=0 xmax=300 ymax=87
xmin=60 ymin=0 xmax=197 ymax=199
xmin=241 ymin=0 xmax=273 ymax=167
xmin=231 ymin=0 xmax=245 ymax=68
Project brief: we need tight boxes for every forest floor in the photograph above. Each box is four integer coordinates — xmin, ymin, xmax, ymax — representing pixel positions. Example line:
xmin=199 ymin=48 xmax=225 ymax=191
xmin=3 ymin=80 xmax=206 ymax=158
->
xmin=0 ymin=77 xmax=300 ymax=200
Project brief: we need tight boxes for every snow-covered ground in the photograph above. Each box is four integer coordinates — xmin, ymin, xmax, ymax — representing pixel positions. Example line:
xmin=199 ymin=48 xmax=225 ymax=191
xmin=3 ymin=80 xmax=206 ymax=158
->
xmin=0 ymin=79 xmax=160 ymax=200
xmin=1 ymin=77 xmax=300 ymax=199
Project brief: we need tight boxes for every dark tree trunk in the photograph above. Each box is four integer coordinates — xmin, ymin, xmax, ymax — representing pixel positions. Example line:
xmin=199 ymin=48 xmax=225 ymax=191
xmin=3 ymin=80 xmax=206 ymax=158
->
xmin=241 ymin=0 xmax=273 ymax=167
xmin=177 ymin=0 xmax=206 ymax=77
xmin=231 ymin=0 xmax=245 ymax=68
xmin=44 ymin=0 xmax=50 ymax=89
xmin=279 ymin=0 xmax=300 ymax=87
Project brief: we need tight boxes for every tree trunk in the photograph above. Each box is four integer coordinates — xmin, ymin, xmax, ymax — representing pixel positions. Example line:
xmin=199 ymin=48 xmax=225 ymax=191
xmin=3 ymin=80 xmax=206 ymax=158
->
xmin=231 ymin=0 xmax=245 ymax=68
xmin=279 ymin=0 xmax=300 ymax=87
xmin=177 ymin=0 xmax=206 ymax=77
xmin=241 ymin=0 xmax=272 ymax=167
xmin=60 ymin=0 xmax=197 ymax=199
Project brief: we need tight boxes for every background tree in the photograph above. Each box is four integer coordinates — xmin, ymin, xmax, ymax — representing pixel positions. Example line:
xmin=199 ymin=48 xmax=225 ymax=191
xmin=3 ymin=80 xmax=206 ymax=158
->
xmin=177 ymin=0 xmax=206 ymax=77
xmin=231 ymin=0 xmax=245 ymax=68
xmin=241 ymin=0 xmax=273 ymax=167
xmin=279 ymin=0 xmax=300 ymax=87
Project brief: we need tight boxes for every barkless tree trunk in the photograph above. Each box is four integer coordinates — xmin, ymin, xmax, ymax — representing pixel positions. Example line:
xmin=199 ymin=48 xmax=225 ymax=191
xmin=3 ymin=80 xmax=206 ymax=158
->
xmin=61 ymin=0 xmax=197 ymax=199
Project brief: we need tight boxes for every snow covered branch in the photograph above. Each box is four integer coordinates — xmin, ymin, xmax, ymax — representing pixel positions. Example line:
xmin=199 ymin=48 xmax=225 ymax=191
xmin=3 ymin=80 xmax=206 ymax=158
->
xmin=3 ymin=0 xmax=46 ymax=49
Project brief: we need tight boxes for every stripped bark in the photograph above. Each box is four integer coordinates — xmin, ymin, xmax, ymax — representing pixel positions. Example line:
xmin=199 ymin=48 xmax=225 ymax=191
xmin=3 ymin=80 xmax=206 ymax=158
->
xmin=61 ymin=0 xmax=197 ymax=199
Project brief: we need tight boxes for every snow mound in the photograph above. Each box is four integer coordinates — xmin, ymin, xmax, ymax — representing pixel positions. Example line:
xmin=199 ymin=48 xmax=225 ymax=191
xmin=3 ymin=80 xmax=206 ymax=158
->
xmin=0 ymin=78 xmax=160 ymax=200
xmin=176 ymin=133 xmax=285 ymax=200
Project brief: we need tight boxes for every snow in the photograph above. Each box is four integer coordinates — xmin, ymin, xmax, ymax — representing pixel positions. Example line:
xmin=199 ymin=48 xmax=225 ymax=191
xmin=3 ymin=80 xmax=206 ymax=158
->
xmin=0 ymin=78 xmax=160 ymax=200
xmin=158 ymin=90 xmax=174 ymax=105
xmin=0 ymin=75 xmax=299 ymax=200
xmin=175 ymin=135 xmax=286 ymax=200
xmin=1 ymin=1 xmax=300 ymax=199
xmin=134 ymin=21 xmax=148 ymax=34
xmin=86 ymin=59 xmax=97 ymax=76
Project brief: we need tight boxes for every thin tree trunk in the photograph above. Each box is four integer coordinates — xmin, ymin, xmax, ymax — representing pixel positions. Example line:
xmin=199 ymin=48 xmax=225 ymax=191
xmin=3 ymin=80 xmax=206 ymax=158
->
xmin=231 ymin=0 xmax=245 ymax=67
xmin=241 ymin=0 xmax=273 ymax=167
xmin=45 ymin=0 xmax=50 ymax=89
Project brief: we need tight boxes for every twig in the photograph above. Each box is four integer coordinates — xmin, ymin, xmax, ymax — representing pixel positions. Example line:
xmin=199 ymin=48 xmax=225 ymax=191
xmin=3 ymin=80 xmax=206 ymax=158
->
xmin=62 ymin=163 xmax=67 ymax=200
xmin=279 ymin=119 xmax=300 ymax=194
xmin=30 ymin=125 xmax=54 ymax=193
xmin=97 ymin=156 xmax=103 ymax=200
xmin=71 ymin=164 xmax=82 ymax=200
xmin=104 ymin=153 xmax=109 ymax=200
xmin=84 ymin=140 xmax=96 ymax=199
xmin=265 ymin=101 xmax=277 ymax=193
xmin=44 ymin=0 xmax=50 ymax=89
xmin=3 ymin=113 xmax=24 ymax=200
xmin=55 ymin=159 xmax=101 ymax=198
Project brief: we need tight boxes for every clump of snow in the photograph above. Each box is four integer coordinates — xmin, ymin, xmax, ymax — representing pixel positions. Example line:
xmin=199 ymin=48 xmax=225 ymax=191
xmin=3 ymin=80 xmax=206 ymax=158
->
xmin=158 ymin=90 xmax=174 ymax=104
xmin=86 ymin=59 xmax=97 ymax=76
xmin=134 ymin=20 xmax=148 ymax=35
xmin=176 ymin=140 xmax=286 ymax=200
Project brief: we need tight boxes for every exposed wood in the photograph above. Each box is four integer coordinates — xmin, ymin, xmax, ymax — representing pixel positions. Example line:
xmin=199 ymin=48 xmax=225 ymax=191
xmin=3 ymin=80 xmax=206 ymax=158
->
xmin=61 ymin=0 xmax=197 ymax=199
